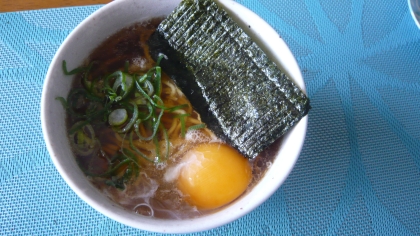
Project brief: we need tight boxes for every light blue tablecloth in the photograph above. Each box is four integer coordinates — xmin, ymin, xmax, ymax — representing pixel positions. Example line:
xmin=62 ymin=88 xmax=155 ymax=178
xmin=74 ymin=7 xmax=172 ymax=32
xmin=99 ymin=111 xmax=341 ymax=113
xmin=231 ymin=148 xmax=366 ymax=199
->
xmin=1 ymin=0 xmax=420 ymax=235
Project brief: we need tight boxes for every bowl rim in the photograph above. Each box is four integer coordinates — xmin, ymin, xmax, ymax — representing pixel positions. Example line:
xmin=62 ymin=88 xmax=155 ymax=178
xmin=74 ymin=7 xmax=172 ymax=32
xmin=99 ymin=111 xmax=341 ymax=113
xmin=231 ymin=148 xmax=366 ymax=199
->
xmin=41 ymin=0 xmax=308 ymax=233
xmin=408 ymin=0 xmax=420 ymax=28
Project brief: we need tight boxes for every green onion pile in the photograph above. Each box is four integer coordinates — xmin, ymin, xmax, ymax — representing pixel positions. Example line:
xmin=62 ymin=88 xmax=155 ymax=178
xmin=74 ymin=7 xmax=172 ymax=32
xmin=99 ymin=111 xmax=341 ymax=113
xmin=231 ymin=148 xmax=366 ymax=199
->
xmin=57 ymin=54 xmax=204 ymax=189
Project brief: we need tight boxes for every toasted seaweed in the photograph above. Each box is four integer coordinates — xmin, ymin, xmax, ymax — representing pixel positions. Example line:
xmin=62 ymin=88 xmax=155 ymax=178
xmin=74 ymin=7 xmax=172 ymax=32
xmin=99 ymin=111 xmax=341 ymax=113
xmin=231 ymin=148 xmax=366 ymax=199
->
xmin=148 ymin=0 xmax=310 ymax=159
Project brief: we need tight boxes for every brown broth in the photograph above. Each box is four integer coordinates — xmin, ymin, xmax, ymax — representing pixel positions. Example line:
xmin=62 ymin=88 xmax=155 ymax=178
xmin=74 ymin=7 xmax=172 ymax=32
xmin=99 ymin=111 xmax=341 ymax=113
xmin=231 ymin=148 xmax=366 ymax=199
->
xmin=67 ymin=19 xmax=278 ymax=219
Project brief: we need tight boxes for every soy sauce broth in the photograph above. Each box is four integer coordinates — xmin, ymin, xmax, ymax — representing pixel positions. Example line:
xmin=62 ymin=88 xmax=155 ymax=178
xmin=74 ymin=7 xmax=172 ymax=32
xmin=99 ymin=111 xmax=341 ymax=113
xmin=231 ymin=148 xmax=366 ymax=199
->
xmin=66 ymin=19 xmax=278 ymax=219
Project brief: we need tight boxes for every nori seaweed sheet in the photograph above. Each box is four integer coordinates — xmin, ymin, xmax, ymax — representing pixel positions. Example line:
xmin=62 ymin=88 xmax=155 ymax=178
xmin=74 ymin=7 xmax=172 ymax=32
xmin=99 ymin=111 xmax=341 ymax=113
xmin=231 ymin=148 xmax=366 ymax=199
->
xmin=148 ymin=0 xmax=310 ymax=159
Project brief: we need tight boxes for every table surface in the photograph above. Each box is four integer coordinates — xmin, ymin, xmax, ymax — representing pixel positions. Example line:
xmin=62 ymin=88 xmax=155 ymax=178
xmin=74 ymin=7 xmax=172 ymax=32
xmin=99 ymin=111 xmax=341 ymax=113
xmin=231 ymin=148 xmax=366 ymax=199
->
xmin=0 ymin=0 xmax=110 ymax=12
xmin=1 ymin=0 xmax=420 ymax=235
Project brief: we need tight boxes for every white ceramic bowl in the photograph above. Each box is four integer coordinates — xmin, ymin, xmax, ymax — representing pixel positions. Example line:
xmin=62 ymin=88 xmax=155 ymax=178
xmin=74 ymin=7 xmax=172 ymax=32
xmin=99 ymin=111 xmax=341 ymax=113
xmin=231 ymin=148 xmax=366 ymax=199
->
xmin=41 ymin=0 xmax=308 ymax=233
xmin=409 ymin=0 xmax=420 ymax=28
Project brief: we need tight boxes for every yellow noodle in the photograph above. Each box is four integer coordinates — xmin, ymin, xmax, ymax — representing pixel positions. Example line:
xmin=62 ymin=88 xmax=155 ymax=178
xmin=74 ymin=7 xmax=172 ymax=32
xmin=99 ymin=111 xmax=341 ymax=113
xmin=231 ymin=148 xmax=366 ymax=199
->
xmin=169 ymin=96 xmax=179 ymax=101
xmin=172 ymin=109 xmax=187 ymax=115
xmin=173 ymin=121 xmax=182 ymax=137
xmin=162 ymin=88 xmax=172 ymax=94
xmin=176 ymin=85 xmax=183 ymax=97
xmin=138 ymin=122 xmax=149 ymax=137
xmin=167 ymin=118 xmax=179 ymax=137
xmin=186 ymin=117 xmax=202 ymax=125
xmin=163 ymin=80 xmax=176 ymax=97
xmin=102 ymin=144 xmax=120 ymax=156
xmin=115 ymin=132 xmax=128 ymax=144
xmin=133 ymin=141 xmax=155 ymax=150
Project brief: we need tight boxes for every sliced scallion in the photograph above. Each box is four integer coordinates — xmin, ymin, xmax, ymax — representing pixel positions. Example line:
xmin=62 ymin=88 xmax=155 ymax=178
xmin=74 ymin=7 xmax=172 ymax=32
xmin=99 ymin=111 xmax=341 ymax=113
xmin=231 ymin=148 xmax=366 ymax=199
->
xmin=109 ymin=108 xmax=128 ymax=126
xmin=118 ymin=102 xmax=138 ymax=133
xmin=68 ymin=121 xmax=97 ymax=156
xmin=136 ymin=107 xmax=164 ymax=141
xmin=62 ymin=60 xmax=88 ymax=75
xmin=174 ymin=113 xmax=191 ymax=138
xmin=187 ymin=123 xmax=206 ymax=132
xmin=129 ymin=131 xmax=155 ymax=163
xmin=60 ymin=55 xmax=207 ymax=189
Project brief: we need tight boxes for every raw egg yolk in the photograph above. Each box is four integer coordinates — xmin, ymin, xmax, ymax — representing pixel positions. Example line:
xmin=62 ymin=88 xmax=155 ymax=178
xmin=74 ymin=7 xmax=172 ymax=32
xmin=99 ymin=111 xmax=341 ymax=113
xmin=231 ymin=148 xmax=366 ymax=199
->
xmin=177 ymin=143 xmax=252 ymax=210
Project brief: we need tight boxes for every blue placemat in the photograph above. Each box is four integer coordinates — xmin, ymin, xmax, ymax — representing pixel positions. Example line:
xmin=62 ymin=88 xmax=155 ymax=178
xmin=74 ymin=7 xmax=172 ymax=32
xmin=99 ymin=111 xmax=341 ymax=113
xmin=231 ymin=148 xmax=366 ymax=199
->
xmin=1 ymin=0 xmax=420 ymax=235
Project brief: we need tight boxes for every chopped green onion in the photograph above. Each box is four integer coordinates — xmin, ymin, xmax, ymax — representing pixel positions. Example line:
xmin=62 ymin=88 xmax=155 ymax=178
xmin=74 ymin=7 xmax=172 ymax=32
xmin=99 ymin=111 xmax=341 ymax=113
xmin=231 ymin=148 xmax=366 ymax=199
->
xmin=134 ymin=92 xmax=147 ymax=105
xmin=136 ymin=79 xmax=187 ymax=113
xmin=143 ymin=80 xmax=155 ymax=97
xmin=68 ymin=88 xmax=103 ymax=105
xmin=136 ymin=107 xmax=164 ymax=141
xmin=156 ymin=53 xmax=167 ymax=66
xmin=55 ymin=97 xmax=68 ymax=110
xmin=153 ymin=94 xmax=189 ymax=113
xmin=129 ymin=131 xmax=155 ymax=163
xmin=137 ymin=103 xmax=153 ymax=121
xmin=187 ymin=123 xmax=206 ymax=132
xmin=105 ymin=71 xmax=134 ymax=101
xmin=68 ymin=121 xmax=97 ymax=156
xmin=174 ymin=114 xmax=190 ymax=138
xmin=153 ymin=66 xmax=162 ymax=96
xmin=87 ymin=158 xmax=131 ymax=177
xmin=118 ymin=102 xmax=138 ymax=133
xmin=121 ymin=148 xmax=141 ymax=168
xmin=60 ymin=54 xmax=208 ymax=189
xmin=69 ymin=119 xmax=91 ymax=135
xmin=82 ymin=61 xmax=96 ymax=93
xmin=106 ymin=71 xmax=134 ymax=101
xmin=62 ymin=60 xmax=88 ymax=75
xmin=137 ymin=72 xmax=151 ymax=83
xmin=109 ymin=109 xmax=128 ymax=126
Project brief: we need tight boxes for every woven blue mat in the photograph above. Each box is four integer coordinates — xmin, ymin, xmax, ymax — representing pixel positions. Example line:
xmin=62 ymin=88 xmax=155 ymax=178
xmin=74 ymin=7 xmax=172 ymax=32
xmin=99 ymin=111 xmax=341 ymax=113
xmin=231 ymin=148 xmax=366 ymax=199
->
xmin=1 ymin=0 xmax=420 ymax=235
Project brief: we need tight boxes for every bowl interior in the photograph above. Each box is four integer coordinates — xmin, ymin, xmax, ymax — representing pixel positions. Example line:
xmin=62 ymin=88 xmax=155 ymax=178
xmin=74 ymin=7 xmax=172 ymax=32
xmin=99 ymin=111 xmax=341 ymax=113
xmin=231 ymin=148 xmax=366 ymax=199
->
xmin=41 ymin=0 xmax=307 ymax=233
